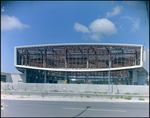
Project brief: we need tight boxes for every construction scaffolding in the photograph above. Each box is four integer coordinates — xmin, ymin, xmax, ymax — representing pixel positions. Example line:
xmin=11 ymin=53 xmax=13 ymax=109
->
xmin=16 ymin=45 xmax=141 ymax=85
xmin=17 ymin=45 xmax=141 ymax=68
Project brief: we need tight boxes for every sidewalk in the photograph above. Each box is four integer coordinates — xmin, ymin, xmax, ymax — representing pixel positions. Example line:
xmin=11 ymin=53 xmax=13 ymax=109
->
xmin=1 ymin=91 xmax=149 ymax=103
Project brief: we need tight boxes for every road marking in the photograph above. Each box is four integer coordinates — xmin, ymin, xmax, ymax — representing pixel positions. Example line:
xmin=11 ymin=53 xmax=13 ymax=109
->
xmin=63 ymin=108 xmax=126 ymax=112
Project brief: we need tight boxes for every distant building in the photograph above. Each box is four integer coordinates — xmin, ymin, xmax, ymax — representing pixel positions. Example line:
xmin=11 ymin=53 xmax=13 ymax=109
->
xmin=1 ymin=72 xmax=25 ymax=83
xmin=13 ymin=43 xmax=148 ymax=85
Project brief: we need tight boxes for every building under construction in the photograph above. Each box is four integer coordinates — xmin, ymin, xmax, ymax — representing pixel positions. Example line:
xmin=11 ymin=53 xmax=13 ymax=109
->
xmin=14 ymin=43 xmax=149 ymax=85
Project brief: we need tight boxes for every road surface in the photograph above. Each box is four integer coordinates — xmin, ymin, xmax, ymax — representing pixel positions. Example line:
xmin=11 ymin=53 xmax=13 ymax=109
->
xmin=1 ymin=100 xmax=149 ymax=117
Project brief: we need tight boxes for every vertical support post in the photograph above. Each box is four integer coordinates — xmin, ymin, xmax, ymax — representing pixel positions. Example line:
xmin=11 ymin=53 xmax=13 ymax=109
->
xmin=87 ymin=47 xmax=89 ymax=69
xmin=66 ymin=72 xmax=69 ymax=84
xmin=43 ymin=48 xmax=47 ymax=68
xmin=65 ymin=47 xmax=67 ymax=68
xmin=44 ymin=71 xmax=46 ymax=83
xmin=128 ymin=78 xmax=130 ymax=85
xmin=25 ymin=49 xmax=27 ymax=66
xmin=86 ymin=72 xmax=88 ymax=84
xmin=24 ymin=69 xmax=27 ymax=83
xmin=21 ymin=49 xmax=23 ymax=65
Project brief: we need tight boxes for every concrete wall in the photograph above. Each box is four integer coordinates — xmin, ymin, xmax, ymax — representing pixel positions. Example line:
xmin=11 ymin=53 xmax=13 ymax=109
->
xmin=1 ymin=83 xmax=149 ymax=94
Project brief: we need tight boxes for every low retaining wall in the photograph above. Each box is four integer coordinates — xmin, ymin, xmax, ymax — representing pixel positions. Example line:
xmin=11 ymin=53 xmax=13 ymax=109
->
xmin=1 ymin=83 xmax=149 ymax=94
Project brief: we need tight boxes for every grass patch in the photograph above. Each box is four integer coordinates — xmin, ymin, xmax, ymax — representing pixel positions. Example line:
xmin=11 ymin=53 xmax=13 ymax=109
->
xmin=103 ymin=92 xmax=107 ymax=94
xmin=50 ymin=90 xmax=60 ymax=92
xmin=87 ymin=95 xmax=90 ymax=98
xmin=132 ymin=93 xmax=140 ymax=95
xmin=8 ymin=92 xmax=12 ymax=95
xmin=125 ymin=93 xmax=131 ymax=95
xmin=115 ymin=93 xmax=120 ymax=94
xmin=85 ymin=91 xmax=91 ymax=93
xmin=41 ymin=93 xmax=45 ymax=98
xmin=124 ymin=96 xmax=132 ymax=100
xmin=80 ymin=94 xmax=83 ymax=98
xmin=139 ymin=96 xmax=145 ymax=101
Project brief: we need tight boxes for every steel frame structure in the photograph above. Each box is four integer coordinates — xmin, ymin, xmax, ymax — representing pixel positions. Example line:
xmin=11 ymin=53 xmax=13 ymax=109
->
xmin=15 ymin=43 xmax=144 ymax=85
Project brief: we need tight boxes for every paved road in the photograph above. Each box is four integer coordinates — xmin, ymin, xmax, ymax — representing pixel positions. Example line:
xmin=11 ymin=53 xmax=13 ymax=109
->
xmin=1 ymin=100 xmax=149 ymax=117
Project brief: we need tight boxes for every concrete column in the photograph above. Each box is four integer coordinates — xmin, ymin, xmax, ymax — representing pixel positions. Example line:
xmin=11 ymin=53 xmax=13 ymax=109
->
xmin=65 ymin=47 xmax=67 ymax=68
xmin=87 ymin=48 xmax=89 ymax=69
xmin=128 ymin=78 xmax=130 ymax=85
xmin=24 ymin=69 xmax=27 ymax=83
xmin=86 ymin=72 xmax=88 ymax=84
xmin=44 ymin=71 xmax=46 ymax=83
xmin=65 ymin=71 xmax=69 ymax=83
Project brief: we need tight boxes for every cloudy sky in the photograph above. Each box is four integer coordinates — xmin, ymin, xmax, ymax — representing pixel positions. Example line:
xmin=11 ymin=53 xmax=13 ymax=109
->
xmin=1 ymin=1 xmax=149 ymax=73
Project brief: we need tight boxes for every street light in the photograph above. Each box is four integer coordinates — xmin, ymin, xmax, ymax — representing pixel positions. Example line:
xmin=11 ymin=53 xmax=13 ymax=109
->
xmin=108 ymin=47 xmax=112 ymax=94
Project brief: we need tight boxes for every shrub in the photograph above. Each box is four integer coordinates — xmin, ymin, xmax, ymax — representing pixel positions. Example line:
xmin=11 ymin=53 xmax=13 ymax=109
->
xmin=124 ymin=96 xmax=132 ymax=100
xmin=41 ymin=93 xmax=45 ymax=98
xmin=50 ymin=90 xmax=59 ymax=92
xmin=115 ymin=96 xmax=119 ymax=99
xmin=87 ymin=95 xmax=90 ymax=98
xmin=139 ymin=96 xmax=145 ymax=101
xmin=9 ymin=92 xmax=12 ymax=95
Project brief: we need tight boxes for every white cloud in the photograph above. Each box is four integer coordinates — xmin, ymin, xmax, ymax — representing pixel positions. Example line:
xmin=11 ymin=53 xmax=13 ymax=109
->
xmin=122 ymin=15 xmax=140 ymax=32
xmin=119 ymin=24 xmax=123 ymax=29
xmin=106 ymin=6 xmax=123 ymax=18
xmin=131 ymin=18 xmax=140 ymax=32
xmin=74 ymin=23 xmax=90 ymax=33
xmin=1 ymin=15 xmax=29 ymax=31
xmin=89 ymin=18 xmax=117 ymax=35
xmin=122 ymin=15 xmax=132 ymax=20
xmin=74 ymin=18 xmax=117 ymax=41
xmin=90 ymin=33 xmax=102 ymax=41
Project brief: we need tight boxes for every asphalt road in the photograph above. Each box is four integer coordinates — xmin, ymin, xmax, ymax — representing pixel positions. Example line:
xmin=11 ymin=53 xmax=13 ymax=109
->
xmin=1 ymin=100 xmax=149 ymax=117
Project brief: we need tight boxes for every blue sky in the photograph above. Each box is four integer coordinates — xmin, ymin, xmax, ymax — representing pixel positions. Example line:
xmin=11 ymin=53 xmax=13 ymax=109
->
xmin=1 ymin=1 xmax=149 ymax=73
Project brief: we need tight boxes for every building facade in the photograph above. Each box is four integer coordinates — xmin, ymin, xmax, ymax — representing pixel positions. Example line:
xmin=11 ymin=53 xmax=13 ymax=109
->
xmin=14 ymin=43 xmax=149 ymax=85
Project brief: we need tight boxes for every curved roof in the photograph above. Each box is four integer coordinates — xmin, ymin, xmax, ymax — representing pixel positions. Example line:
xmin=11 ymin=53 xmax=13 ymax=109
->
xmin=15 ymin=43 xmax=143 ymax=48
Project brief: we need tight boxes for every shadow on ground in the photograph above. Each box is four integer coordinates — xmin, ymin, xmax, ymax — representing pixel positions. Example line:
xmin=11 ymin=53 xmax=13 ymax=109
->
xmin=73 ymin=106 xmax=91 ymax=118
